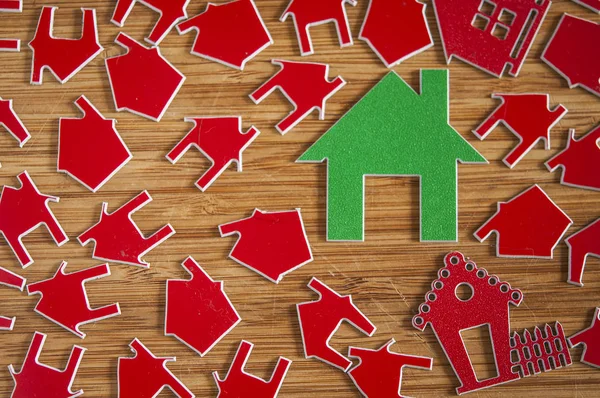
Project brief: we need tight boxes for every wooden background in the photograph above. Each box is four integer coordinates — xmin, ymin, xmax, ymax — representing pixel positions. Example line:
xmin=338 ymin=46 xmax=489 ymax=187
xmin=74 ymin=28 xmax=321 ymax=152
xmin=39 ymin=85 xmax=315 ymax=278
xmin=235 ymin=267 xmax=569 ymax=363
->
xmin=0 ymin=0 xmax=598 ymax=396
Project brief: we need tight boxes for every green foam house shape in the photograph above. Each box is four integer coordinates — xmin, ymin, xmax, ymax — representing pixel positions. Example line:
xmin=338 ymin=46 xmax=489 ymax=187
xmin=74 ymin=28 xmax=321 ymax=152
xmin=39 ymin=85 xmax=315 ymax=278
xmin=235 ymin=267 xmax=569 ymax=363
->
xmin=297 ymin=70 xmax=487 ymax=242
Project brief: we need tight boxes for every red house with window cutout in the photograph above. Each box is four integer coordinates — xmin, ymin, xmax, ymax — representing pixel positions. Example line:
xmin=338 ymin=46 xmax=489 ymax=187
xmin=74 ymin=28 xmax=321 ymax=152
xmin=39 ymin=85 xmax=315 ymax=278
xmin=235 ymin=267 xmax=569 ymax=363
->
xmin=433 ymin=0 xmax=550 ymax=77
xmin=413 ymin=252 xmax=571 ymax=394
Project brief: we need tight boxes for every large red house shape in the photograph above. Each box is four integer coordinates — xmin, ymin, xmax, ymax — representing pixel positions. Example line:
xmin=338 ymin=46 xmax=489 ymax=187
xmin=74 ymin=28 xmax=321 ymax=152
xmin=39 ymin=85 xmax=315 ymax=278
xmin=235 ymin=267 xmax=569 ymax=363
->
xmin=433 ymin=0 xmax=550 ymax=77
xmin=413 ymin=252 xmax=571 ymax=394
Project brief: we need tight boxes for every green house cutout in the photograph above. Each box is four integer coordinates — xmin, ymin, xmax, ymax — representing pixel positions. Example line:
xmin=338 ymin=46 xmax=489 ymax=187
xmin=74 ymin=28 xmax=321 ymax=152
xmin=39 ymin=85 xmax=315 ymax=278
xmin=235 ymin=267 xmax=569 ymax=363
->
xmin=298 ymin=70 xmax=487 ymax=242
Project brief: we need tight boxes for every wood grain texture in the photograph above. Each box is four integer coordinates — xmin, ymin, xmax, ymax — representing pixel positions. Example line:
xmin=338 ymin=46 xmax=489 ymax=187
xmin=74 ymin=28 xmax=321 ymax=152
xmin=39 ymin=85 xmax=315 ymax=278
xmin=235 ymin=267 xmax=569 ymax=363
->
xmin=0 ymin=0 xmax=599 ymax=396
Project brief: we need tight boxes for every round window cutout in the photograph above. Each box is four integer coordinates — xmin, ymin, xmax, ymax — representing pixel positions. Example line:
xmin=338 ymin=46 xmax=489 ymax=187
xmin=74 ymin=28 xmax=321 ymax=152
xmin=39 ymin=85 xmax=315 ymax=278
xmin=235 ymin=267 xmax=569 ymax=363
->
xmin=455 ymin=283 xmax=474 ymax=302
xmin=450 ymin=256 xmax=459 ymax=265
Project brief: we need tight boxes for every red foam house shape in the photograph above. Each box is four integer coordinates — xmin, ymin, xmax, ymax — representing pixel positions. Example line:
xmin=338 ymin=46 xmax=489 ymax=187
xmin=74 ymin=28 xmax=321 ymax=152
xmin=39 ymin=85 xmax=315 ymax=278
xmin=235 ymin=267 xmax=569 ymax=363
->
xmin=0 ymin=171 xmax=68 ymax=268
xmin=58 ymin=96 xmax=132 ymax=192
xmin=433 ymin=0 xmax=550 ymax=77
xmin=27 ymin=262 xmax=121 ymax=338
xmin=359 ymin=0 xmax=433 ymax=68
xmin=9 ymin=332 xmax=85 ymax=398
xmin=0 ymin=266 xmax=25 ymax=330
xmin=29 ymin=7 xmax=102 ymax=85
xmin=165 ymin=257 xmax=241 ymax=356
xmin=348 ymin=339 xmax=433 ymax=398
xmin=213 ymin=340 xmax=292 ymax=398
xmin=0 ymin=97 xmax=30 ymax=151
xmin=219 ymin=209 xmax=313 ymax=283
xmin=166 ymin=116 xmax=260 ymax=191
xmin=569 ymin=308 xmax=600 ymax=368
xmin=297 ymin=277 xmax=376 ymax=372
xmin=281 ymin=0 xmax=357 ymax=56
xmin=177 ymin=0 xmax=272 ymax=70
xmin=565 ymin=218 xmax=600 ymax=287
xmin=474 ymin=94 xmax=567 ymax=168
xmin=413 ymin=252 xmax=571 ymax=394
xmin=111 ymin=0 xmax=190 ymax=45
xmin=118 ymin=338 xmax=194 ymax=398
xmin=572 ymin=0 xmax=600 ymax=12
xmin=542 ymin=14 xmax=600 ymax=98
xmin=546 ymin=124 xmax=600 ymax=192
xmin=78 ymin=190 xmax=175 ymax=267
xmin=106 ymin=33 xmax=186 ymax=122
xmin=0 ymin=0 xmax=22 ymax=52
xmin=474 ymin=185 xmax=572 ymax=258
xmin=250 ymin=60 xmax=345 ymax=135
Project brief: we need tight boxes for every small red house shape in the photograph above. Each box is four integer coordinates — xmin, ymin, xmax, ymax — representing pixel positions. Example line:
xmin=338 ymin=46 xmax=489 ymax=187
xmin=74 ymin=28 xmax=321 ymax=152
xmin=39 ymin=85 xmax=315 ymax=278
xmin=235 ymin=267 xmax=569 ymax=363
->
xmin=564 ymin=218 xmax=600 ymax=286
xmin=297 ymin=277 xmax=376 ymax=372
xmin=105 ymin=33 xmax=186 ymax=122
xmin=9 ymin=332 xmax=85 ymax=398
xmin=359 ymin=0 xmax=433 ymax=68
xmin=166 ymin=116 xmax=260 ymax=191
xmin=118 ymin=338 xmax=194 ymax=398
xmin=0 ymin=266 xmax=25 ymax=330
xmin=58 ymin=96 xmax=132 ymax=192
xmin=177 ymin=0 xmax=272 ymax=70
xmin=249 ymin=60 xmax=345 ymax=135
xmin=111 ymin=0 xmax=190 ymax=45
xmin=348 ymin=339 xmax=433 ymax=398
xmin=219 ymin=209 xmax=313 ymax=283
xmin=29 ymin=7 xmax=102 ymax=85
xmin=0 ymin=171 xmax=68 ymax=268
xmin=542 ymin=14 xmax=600 ymax=98
xmin=473 ymin=94 xmax=567 ymax=168
xmin=78 ymin=190 xmax=175 ymax=267
xmin=0 ymin=97 xmax=30 ymax=151
xmin=546 ymin=124 xmax=600 ymax=192
xmin=0 ymin=0 xmax=22 ymax=52
xmin=569 ymin=308 xmax=600 ymax=368
xmin=413 ymin=252 xmax=571 ymax=394
xmin=27 ymin=262 xmax=121 ymax=338
xmin=281 ymin=0 xmax=357 ymax=56
xmin=213 ymin=340 xmax=292 ymax=398
xmin=474 ymin=185 xmax=573 ymax=258
xmin=432 ymin=0 xmax=550 ymax=77
xmin=165 ymin=257 xmax=241 ymax=356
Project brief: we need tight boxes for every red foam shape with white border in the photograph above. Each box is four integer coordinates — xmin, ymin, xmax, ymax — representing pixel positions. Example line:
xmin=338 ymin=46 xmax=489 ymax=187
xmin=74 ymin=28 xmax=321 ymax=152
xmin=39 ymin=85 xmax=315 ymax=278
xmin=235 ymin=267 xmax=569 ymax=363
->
xmin=359 ymin=0 xmax=433 ymax=68
xmin=569 ymin=307 xmax=600 ymax=368
xmin=213 ymin=340 xmax=291 ymax=398
xmin=565 ymin=218 xmax=600 ymax=286
xmin=111 ymin=0 xmax=190 ymax=45
xmin=473 ymin=94 xmax=567 ymax=168
xmin=0 ymin=266 xmax=25 ymax=330
xmin=166 ymin=116 xmax=259 ymax=191
xmin=0 ymin=97 xmax=30 ymax=149
xmin=571 ymin=0 xmax=600 ymax=13
xmin=250 ymin=60 xmax=345 ymax=135
xmin=118 ymin=338 xmax=194 ymax=397
xmin=542 ymin=14 xmax=600 ymax=97
xmin=297 ymin=277 xmax=376 ymax=372
xmin=177 ymin=0 xmax=272 ymax=70
xmin=0 ymin=0 xmax=22 ymax=52
xmin=27 ymin=261 xmax=120 ymax=338
xmin=28 ymin=7 xmax=102 ymax=85
xmin=78 ymin=190 xmax=175 ymax=267
xmin=0 ymin=171 xmax=68 ymax=267
xmin=9 ymin=332 xmax=85 ymax=398
xmin=165 ymin=257 xmax=241 ymax=356
xmin=281 ymin=0 xmax=357 ymax=56
xmin=106 ymin=33 xmax=186 ymax=122
xmin=432 ymin=0 xmax=550 ymax=78
xmin=58 ymin=95 xmax=132 ymax=192
xmin=348 ymin=339 xmax=433 ymax=398
xmin=546 ymin=124 xmax=600 ymax=192
xmin=474 ymin=185 xmax=572 ymax=258
xmin=219 ymin=209 xmax=313 ymax=283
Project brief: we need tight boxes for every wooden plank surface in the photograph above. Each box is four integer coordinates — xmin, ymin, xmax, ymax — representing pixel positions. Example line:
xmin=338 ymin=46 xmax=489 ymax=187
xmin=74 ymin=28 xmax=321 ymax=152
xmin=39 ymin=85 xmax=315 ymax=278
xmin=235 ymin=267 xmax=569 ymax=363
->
xmin=0 ymin=0 xmax=599 ymax=396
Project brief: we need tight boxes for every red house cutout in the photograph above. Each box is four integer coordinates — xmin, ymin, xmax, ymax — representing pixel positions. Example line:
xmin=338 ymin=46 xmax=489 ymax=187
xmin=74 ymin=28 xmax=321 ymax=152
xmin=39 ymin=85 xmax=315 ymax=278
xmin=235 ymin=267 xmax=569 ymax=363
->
xmin=413 ymin=252 xmax=571 ymax=394
xmin=433 ymin=0 xmax=550 ymax=77
xmin=0 ymin=0 xmax=22 ymax=52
